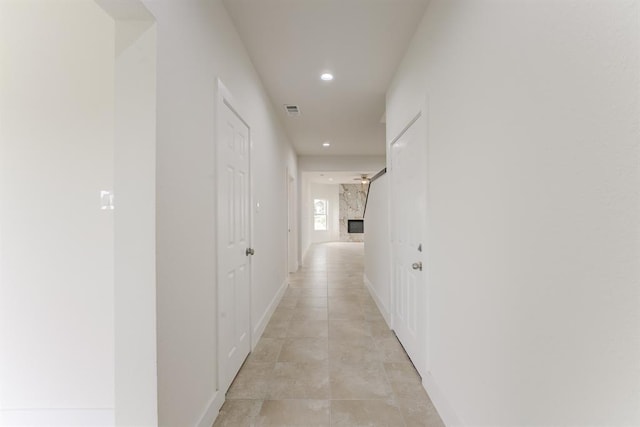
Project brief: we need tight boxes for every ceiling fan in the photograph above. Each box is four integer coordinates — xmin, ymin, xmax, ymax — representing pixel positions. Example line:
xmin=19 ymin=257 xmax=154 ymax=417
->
xmin=353 ymin=174 xmax=370 ymax=185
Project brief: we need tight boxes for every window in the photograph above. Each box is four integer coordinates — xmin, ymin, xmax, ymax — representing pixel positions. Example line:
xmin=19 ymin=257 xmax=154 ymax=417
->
xmin=313 ymin=199 xmax=328 ymax=231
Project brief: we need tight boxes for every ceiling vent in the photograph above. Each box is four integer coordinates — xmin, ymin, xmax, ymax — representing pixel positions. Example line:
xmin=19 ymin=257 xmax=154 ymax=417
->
xmin=284 ymin=104 xmax=301 ymax=117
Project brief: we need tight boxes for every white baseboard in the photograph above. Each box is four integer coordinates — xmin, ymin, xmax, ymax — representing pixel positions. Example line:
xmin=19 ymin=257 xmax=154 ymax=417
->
xmin=251 ymin=279 xmax=288 ymax=348
xmin=301 ymin=243 xmax=311 ymax=264
xmin=422 ymin=372 xmax=463 ymax=427
xmin=363 ymin=274 xmax=390 ymax=325
xmin=0 ymin=409 xmax=114 ymax=426
xmin=195 ymin=390 xmax=224 ymax=427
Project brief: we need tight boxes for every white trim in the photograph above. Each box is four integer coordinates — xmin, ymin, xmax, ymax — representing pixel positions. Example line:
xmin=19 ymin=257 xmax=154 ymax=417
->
xmin=195 ymin=390 xmax=225 ymax=427
xmin=422 ymin=372 xmax=463 ymax=427
xmin=252 ymin=279 xmax=288 ymax=348
xmin=0 ymin=409 xmax=114 ymax=426
xmin=363 ymin=274 xmax=390 ymax=325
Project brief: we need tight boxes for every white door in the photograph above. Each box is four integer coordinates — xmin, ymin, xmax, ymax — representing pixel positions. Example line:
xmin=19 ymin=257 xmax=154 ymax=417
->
xmin=390 ymin=112 xmax=428 ymax=378
xmin=218 ymin=95 xmax=252 ymax=392
xmin=287 ymin=174 xmax=297 ymax=273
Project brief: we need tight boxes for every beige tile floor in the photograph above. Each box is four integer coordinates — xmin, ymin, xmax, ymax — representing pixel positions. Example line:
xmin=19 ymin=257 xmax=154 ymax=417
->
xmin=213 ymin=242 xmax=445 ymax=427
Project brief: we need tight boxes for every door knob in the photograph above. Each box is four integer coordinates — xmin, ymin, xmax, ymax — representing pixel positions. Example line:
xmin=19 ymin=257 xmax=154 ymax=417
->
xmin=412 ymin=262 xmax=422 ymax=271
xmin=246 ymin=248 xmax=255 ymax=256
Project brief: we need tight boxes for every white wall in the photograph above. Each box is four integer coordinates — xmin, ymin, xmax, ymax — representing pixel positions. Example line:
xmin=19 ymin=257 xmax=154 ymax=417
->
xmin=308 ymin=183 xmax=340 ymax=246
xmin=300 ymin=177 xmax=341 ymax=260
xmin=0 ymin=1 xmax=116 ymax=424
xmin=139 ymin=1 xmax=297 ymax=425
xmin=111 ymin=14 xmax=158 ymax=427
xmin=387 ymin=1 xmax=640 ymax=425
xmin=1 ymin=3 xmax=159 ymax=425
xmin=299 ymin=155 xmax=385 ymax=172
xmin=363 ymin=174 xmax=390 ymax=323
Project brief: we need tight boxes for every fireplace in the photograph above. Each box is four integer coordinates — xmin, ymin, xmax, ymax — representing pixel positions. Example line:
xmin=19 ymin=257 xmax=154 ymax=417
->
xmin=347 ymin=219 xmax=364 ymax=234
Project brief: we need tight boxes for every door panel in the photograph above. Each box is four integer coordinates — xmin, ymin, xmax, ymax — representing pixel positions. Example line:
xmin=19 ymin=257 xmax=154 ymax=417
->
xmin=391 ymin=113 xmax=428 ymax=378
xmin=218 ymin=99 xmax=251 ymax=392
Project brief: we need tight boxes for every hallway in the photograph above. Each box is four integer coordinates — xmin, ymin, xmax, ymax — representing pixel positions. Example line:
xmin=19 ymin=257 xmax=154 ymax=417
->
xmin=213 ymin=243 xmax=444 ymax=427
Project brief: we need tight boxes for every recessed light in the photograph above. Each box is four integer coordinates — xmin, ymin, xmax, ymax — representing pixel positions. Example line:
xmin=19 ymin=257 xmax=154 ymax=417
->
xmin=320 ymin=73 xmax=334 ymax=81
xmin=328 ymin=178 xmax=334 ymax=181
xmin=322 ymin=142 xmax=331 ymax=147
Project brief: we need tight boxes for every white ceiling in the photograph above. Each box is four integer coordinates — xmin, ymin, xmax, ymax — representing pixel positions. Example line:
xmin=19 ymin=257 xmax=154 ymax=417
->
xmin=223 ymin=0 xmax=430 ymax=156
xmin=305 ymin=170 xmax=378 ymax=185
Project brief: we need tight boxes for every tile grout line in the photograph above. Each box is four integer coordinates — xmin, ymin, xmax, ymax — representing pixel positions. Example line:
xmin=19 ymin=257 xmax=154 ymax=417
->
xmin=379 ymin=342 xmax=409 ymax=427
